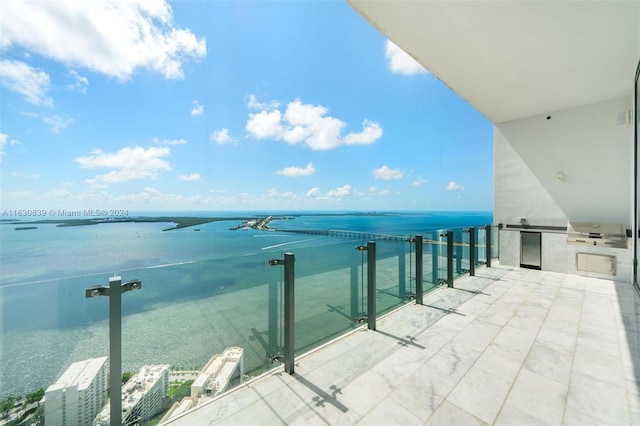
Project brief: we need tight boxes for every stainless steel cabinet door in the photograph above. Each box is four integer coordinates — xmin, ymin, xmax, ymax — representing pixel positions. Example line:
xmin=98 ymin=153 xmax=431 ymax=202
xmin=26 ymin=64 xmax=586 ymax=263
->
xmin=520 ymin=231 xmax=541 ymax=269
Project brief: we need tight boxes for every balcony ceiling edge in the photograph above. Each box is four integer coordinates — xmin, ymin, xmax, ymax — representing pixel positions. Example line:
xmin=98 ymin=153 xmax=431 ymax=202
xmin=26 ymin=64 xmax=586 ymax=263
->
xmin=347 ymin=0 xmax=639 ymax=123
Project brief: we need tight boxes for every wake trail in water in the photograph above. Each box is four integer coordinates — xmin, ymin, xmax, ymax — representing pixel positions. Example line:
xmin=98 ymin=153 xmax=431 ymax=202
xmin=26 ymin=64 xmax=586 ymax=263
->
xmin=261 ymin=237 xmax=323 ymax=250
xmin=1 ymin=260 xmax=199 ymax=288
xmin=144 ymin=260 xmax=197 ymax=269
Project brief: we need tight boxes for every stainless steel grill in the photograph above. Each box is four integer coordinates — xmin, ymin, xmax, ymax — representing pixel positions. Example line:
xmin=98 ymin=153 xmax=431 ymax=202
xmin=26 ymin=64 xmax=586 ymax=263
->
xmin=567 ymin=222 xmax=627 ymax=248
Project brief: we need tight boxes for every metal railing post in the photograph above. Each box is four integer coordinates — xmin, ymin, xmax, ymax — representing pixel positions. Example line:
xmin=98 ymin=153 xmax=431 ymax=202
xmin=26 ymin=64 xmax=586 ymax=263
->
xmin=367 ymin=241 xmax=377 ymax=331
xmin=355 ymin=242 xmax=377 ymax=330
xmin=447 ymin=230 xmax=454 ymax=287
xmin=85 ymin=277 xmax=141 ymax=426
xmin=283 ymin=253 xmax=295 ymax=374
xmin=455 ymin=230 xmax=462 ymax=274
xmin=468 ymin=227 xmax=476 ymax=276
xmin=109 ymin=277 xmax=122 ymax=426
xmin=269 ymin=253 xmax=296 ymax=375
xmin=432 ymin=238 xmax=438 ymax=285
xmin=398 ymin=242 xmax=406 ymax=299
xmin=485 ymin=225 xmax=492 ymax=268
xmin=415 ymin=235 xmax=423 ymax=305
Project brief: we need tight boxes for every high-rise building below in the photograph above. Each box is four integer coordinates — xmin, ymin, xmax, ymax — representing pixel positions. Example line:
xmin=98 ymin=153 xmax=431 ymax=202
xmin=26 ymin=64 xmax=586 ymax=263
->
xmin=94 ymin=364 xmax=169 ymax=426
xmin=161 ymin=347 xmax=244 ymax=423
xmin=191 ymin=347 xmax=244 ymax=399
xmin=45 ymin=356 xmax=108 ymax=426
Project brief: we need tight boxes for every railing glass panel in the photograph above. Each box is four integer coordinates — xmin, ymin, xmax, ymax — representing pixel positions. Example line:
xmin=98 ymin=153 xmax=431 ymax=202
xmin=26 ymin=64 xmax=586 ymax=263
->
xmin=282 ymin=239 xmax=365 ymax=355
xmin=371 ymin=238 xmax=413 ymax=316
xmin=422 ymin=232 xmax=441 ymax=295
xmin=2 ymin=251 xmax=289 ymax=402
xmin=453 ymin=228 xmax=464 ymax=279
xmin=436 ymin=230 xmax=448 ymax=285
xmin=477 ymin=227 xmax=487 ymax=265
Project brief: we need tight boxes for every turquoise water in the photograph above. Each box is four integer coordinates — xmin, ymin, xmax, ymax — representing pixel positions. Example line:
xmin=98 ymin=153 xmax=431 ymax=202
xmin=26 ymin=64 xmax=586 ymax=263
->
xmin=0 ymin=211 xmax=491 ymax=399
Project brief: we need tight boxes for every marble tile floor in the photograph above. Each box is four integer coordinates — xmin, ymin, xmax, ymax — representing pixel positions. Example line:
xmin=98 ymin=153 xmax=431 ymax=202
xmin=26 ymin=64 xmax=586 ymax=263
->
xmin=162 ymin=266 xmax=640 ymax=425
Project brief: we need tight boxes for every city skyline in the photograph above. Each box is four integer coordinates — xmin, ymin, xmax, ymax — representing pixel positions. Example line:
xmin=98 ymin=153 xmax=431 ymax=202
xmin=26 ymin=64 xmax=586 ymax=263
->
xmin=0 ymin=1 xmax=493 ymax=212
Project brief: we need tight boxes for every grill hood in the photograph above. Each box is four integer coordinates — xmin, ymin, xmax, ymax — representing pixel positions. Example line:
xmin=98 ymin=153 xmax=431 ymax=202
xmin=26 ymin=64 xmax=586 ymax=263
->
xmin=567 ymin=222 xmax=627 ymax=248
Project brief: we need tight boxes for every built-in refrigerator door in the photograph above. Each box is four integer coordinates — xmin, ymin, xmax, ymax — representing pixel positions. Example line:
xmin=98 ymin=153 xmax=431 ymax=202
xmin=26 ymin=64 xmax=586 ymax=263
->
xmin=520 ymin=231 xmax=541 ymax=269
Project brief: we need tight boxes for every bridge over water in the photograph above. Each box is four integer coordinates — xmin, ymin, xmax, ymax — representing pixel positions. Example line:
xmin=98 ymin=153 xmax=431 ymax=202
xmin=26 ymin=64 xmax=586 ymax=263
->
xmin=271 ymin=227 xmax=445 ymax=244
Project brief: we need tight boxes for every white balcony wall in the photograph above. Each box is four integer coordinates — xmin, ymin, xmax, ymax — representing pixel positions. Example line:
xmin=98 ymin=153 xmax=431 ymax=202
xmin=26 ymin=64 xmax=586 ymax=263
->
xmin=494 ymin=96 xmax=633 ymax=228
xmin=495 ymin=96 xmax=633 ymax=281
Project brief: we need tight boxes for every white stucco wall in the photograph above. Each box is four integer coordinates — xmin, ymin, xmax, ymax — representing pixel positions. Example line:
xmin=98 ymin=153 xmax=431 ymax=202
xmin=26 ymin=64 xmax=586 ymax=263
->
xmin=495 ymin=96 xmax=633 ymax=228
xmin=495 ymin=96 xmax=633 ymax=281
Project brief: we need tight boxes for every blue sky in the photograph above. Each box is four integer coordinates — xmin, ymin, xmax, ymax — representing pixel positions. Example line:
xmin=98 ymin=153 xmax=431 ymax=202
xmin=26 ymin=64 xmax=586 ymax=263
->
xmin=0 ymin=1 xmax=493 ymax=212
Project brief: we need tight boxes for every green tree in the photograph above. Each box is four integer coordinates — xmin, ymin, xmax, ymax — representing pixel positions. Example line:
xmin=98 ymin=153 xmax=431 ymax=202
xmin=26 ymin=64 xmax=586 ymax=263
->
xmin=26 ymin=388 xmax=44 ymax=404
xmin=1 ymin=395 xmax=16 ymax=417
xmin=122 ymin=371 xmax=136 ymax=384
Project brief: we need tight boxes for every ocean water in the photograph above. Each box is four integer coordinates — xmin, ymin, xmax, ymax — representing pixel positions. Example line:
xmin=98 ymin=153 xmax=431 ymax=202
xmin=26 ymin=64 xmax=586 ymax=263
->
xmin=0 ymin=211 xmax=491 ymax=399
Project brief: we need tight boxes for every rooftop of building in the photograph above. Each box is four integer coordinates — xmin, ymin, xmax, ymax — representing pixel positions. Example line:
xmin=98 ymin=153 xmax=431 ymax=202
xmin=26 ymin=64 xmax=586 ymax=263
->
xmin=161 ymin=265 xmax=640 ymax=425
xmin=95 ymin=364 xmax=169 ymax=423
xmin=46 ymin=356 xmax=107 ymax=393
xmin=199 ymin=347 xmax=244 ymax=379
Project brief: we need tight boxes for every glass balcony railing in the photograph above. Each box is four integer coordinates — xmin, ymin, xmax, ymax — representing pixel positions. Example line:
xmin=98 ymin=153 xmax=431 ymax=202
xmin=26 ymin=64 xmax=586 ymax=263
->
xmin=0 ymin=224 xmax=494 ymax=425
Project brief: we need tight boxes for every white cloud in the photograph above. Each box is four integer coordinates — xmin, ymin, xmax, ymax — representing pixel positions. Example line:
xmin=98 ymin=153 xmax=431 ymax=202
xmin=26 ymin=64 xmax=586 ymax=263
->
xmin=0 ymin=59 xmax=53 ymax=106
xmin=277 ymin=162 xmax=316 ymax=177
xmin=191 ymin=100 xmax=204 ymax=116
xmin=1 ymin=1 xmax=206 ymax=80
xmin=368 ymin=186 xmax=390 ymax=196
xmin=43 ymin=115 xmax=74 ymax=133
xmin=153 ymin=137 xmax=187 ymax=146
xmin=344 ymin=120 xmax=383 ymax=145
xmin=0 ymin=133 xmax=7 ymax=162
xmin=118 ymin=186 xmax=204 ymax=205
xmin=267 ymin=188 xmax=296 ymax=198
xmin=76 ymin=146 xmax=171 ymax=183
xmin=446 ymin=181 xmax=464 ymax=191
xmin=210 ymin=128 xmax=236 ymax=145
xmin=21 ymin=112 xmax=74 ymax=133
xmin=385 ymin=40 xmax=428 ymax=76
xmin=178 ymin=173 xmax=200 ymax=181
xmin=246 ymin=110 xmax=284 ymax=140
xmin=373 ymin=165 xmax=403 ymax=180
xmin=282 ymin=100 xmax=345 ymax=150
xmin=85 ymin=179 xmax=109 ymax=190
xmin=306 ymin=187 xmax=320 ymax=197
xmin=412 ymin=177 xmax=428 ymax=186
xmin=246 ymin=94 xmax=280 ymax=110
xmin=68 ymin=69 xmax=88 ymax=94
xmin=327 ymin=184 xmax=352 ymax=198
xmin=246 ymin=97 xmax=382 ymax=150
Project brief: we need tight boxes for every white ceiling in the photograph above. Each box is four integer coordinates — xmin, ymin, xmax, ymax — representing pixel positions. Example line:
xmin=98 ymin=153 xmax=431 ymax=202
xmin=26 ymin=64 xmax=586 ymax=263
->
xmin=348 ymin=1 xmax=639 ymax=123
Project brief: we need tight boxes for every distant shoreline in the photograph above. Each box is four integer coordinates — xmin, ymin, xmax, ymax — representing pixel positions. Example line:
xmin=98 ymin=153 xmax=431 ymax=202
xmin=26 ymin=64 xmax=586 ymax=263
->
xmin=0 ymin=212 xmax=409 ymax=231
xmin=2 ymin=217 xmax=254 ymax=231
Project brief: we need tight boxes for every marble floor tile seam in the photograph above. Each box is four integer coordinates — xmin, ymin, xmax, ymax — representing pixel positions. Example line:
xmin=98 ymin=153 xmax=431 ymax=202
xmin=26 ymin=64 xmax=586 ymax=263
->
xmin=563 ymin=274 xmax=628 ymax=423
xmin=561 ymin=276 xmax=611 ymax=426
xmin=565 ymin=371 xmax=632 ymax=425
xmin=364 ymin=275 xmax=520 ymax=425
xmin=416 ymin=275 xmax=540 ymax=425
xmin=476 ymin=274 xmax=576 ymax=424
xmin=578 ymin=296 xmax=629 ymax=377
